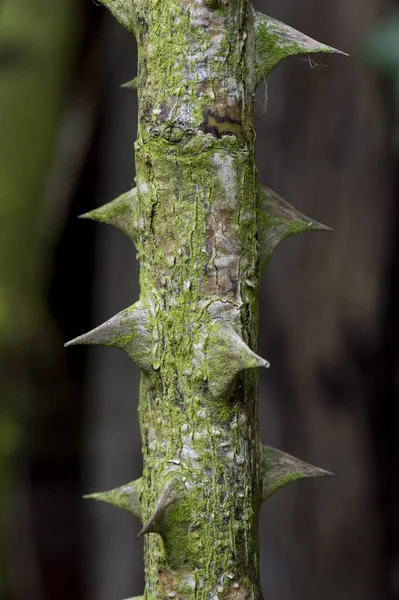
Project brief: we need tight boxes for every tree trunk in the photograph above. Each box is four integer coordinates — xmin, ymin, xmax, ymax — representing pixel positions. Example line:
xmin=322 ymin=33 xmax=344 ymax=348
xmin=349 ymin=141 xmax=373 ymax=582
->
xmin=70 ymin=1 xmax=344 ymax=597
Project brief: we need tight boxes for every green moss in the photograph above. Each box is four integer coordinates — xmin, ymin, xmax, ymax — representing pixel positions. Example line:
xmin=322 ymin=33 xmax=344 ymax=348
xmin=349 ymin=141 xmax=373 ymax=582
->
xmin=83 ymin=3 xmax=338 ymax=599
xmin=262 ymin=445 xmax=333 ymax=502
xmin=99 ymin=0 xmax=138 ymax=34
xmin=255 ymin=25 xmax=301 ymax=81
xmin=84 ymin=478 xmax=143 ymax=520
xmin=254 ymin=12 xmax=344 ymax=83
xmin=80 ymin=188 xmax=139 ymax=246
xmin=258 ymin=185 xmax=332 ymax=271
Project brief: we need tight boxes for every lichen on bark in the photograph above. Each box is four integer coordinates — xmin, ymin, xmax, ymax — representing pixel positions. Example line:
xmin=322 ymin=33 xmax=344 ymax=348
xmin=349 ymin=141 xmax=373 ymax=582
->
xmin=71 ymin=1 xmax=344 ymax=598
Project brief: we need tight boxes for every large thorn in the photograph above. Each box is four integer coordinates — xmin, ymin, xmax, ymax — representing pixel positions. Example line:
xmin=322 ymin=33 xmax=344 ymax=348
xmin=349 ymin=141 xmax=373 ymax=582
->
xmin=80 ymin=188 xmax=138 ymax=245
xmin=123 ymin=597 xmax=143 ymax=600
xmin=84 ymin=478 xmax=142 ymax=521
xmin=97 ymin=0 xmax=138 ymax=35
xmin=65 ymin=302 xmax=153 ymax=372
xmin=262 ymin=445 xmax=334 ymax=502
xmin=254 ymin=12 xmax=347 ymax=83
xmin=206 ymin=322 xmax=270 ymax=398
xmin=259 ymin=185 xmax=332 ymax=271
xmin=137 ymin=478 xmax=183 ymax=539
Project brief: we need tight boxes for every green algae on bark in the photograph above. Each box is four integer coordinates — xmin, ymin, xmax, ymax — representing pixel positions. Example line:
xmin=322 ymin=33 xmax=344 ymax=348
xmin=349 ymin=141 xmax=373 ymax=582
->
xmin=84 ymin=479 xmax=143 ymax=520
xmin=254 ymin=12 xmax=347 ymax=83
xmin=75 ymin=1 xmax=344 ymax=598
xmin=258 ymin=185 xmax=333 ymax=272
xmin=80 ymin=187 xmax=140 ymax=245
xmin=262 ymin=446 xmax=334 ymax=502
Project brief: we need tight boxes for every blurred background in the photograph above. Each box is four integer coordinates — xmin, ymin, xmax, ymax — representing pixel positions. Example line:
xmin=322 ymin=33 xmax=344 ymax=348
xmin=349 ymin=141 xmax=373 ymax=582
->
xmin=0 ymin=0 xmax=398 ymax=599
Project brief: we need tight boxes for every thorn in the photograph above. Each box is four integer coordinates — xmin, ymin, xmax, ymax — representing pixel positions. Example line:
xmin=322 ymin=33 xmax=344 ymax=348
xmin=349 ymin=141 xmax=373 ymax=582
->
xmin=206 ymin=322 xmax=270 ymax=398
xmin=262 ymin=445 xmax=334 ymax=502
xmin=259 ymin=185 xmax=333 ymax=271
xmin=65 ymin=302 xmax=153 ymax=372
xmin=122 ymin=597 xmax=143 ymax=600
xmin=83 ymin=478 xmax=142 ymax=521
xmin=255 ymin=12 xmax=348 ymax=83
xmin=137 ymin=478 xmax=182 ymax=539
xmin=120 ymin=77 xmax=138 ymax=90
xmin=96 ymin=0 xmax=137 ymax=35
xmin=80 ymin=188 xmax=138 ymax=245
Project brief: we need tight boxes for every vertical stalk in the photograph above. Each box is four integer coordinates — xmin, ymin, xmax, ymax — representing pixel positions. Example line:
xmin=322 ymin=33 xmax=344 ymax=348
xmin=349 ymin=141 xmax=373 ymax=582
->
xmin=72 ymin=1 xmax=345 ymax=598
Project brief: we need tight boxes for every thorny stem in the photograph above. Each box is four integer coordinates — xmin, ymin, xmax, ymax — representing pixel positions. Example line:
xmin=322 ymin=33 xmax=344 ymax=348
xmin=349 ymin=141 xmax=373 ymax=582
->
xmin=71 ymin=1 xmax=344 ymax=598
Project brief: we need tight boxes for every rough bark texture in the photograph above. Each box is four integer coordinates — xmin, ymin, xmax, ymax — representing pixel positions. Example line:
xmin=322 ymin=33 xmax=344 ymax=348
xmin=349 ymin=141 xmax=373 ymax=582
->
xmin=71 ymin=1 xmax=343 ymax=598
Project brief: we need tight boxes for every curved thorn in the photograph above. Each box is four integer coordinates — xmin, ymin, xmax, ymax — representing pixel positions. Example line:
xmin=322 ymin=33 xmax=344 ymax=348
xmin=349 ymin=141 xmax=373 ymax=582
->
xmin=255 ymin=12 xmax=348 ymax=83
xmin=83 ymin=478 xmax=143 ymax=521
xmin=65 ymin=302 xmax=153 ymax=372
xmin=259 ymin=185 xmax=333 ymax=271
xmin=206 ymin=322 xmax=270 ymax=398
xmin=80 ymin=188 xmax=138 ymax=245
xmin=137 ymin=478 xmax=182 ymax=539
xmin=262 ymin=445 xmax=334 ymax=502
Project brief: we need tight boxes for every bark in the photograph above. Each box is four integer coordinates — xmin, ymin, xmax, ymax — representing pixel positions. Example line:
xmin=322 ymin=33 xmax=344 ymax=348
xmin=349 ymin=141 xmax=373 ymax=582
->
xmin=70 ymin=1 xmax=344 ymax=598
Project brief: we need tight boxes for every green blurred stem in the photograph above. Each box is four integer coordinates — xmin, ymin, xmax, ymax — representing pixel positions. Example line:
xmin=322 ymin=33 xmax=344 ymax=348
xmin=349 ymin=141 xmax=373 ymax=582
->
xmin=0 ymin=0 xmax=78 ymax=595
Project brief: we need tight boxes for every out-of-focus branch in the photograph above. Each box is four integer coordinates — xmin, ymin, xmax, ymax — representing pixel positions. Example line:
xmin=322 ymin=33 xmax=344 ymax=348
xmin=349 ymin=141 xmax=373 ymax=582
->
xmin=0 ymin=0 xmax=79 ymax=596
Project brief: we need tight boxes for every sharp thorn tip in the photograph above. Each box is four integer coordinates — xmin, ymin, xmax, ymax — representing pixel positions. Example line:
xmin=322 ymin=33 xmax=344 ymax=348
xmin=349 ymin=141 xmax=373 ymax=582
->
xmin=316 ymin=222 xmax=334 ymax=233
xmin=322 ymin=470 xmax=335 ymax=477
xmin=64 ymin=338 xmax=78 ymax=348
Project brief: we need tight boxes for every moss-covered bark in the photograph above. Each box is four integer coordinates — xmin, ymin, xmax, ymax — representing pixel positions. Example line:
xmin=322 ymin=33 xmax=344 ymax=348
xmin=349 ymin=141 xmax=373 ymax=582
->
xmin=72 ymin=1 xmax=344 ymax=598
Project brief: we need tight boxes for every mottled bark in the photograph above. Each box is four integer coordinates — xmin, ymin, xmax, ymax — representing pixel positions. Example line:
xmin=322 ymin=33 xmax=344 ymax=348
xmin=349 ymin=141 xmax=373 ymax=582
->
xmin=71 ymin=1 xmax=343 ymax=598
